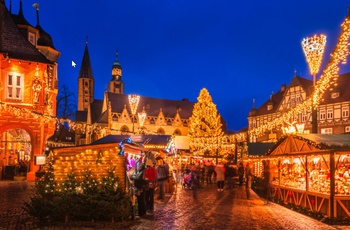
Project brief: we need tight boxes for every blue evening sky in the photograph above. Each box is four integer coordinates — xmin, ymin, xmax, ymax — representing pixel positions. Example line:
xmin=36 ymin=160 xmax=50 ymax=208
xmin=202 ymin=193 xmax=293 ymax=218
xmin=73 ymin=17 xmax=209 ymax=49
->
xmin=8 ymin=0 xmax=350 ymax=131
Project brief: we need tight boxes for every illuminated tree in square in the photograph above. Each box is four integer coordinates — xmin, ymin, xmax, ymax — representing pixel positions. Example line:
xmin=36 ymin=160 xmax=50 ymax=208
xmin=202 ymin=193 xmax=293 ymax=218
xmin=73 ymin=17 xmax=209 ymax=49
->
xmin=189 ymin=88 xmax=224 ymax=159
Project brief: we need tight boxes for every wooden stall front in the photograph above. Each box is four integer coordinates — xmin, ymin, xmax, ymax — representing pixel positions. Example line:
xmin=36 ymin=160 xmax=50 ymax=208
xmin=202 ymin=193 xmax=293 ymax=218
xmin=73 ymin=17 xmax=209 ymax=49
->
xmin=53 ymin=142 xmax=144 ymax=191
xmin=259 ymin=134 xmax=350 ymax=218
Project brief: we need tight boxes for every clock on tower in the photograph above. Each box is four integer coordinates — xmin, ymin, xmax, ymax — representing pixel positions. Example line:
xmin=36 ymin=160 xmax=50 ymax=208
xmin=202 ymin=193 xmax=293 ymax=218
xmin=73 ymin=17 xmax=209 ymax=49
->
xmin=112 ymin=68 xmax=118 ymax=75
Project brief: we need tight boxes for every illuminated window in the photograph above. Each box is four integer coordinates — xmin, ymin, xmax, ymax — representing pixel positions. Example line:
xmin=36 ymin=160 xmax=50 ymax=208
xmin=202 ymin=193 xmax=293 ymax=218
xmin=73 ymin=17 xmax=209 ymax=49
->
xmin=321 ymin=128 xmax=333 ymax=134
xmin=327 ymin=109 xmax=333 ymax=119
xmin=345 ymin=126 xmax=350 ymax=133
xmin=6 ymin=72 xmax=24 ymax=101
xmin=331 ymin=92 xmax=339 ymax=99
xmin=301 ymin=113 xmax=307 ymax=122
xmin=342 ymin=107 xmax=349 ymax=118
xmin=252 ymin=119 xmax=256 ymax=128
xmin=320 ymin=110 xmax=326 ymax=120
xmin=290 ymin=95 xmax=295 ymax=104
xmin=296 ymin=94 xmax=301 ymax=102
xmin=28 ymin=32 xmax=36 ymax=46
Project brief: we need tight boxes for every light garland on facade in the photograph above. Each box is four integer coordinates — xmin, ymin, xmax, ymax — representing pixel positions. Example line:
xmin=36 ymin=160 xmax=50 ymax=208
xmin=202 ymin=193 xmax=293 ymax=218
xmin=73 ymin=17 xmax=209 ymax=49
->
xmin=128 ymin=94 xmax=140 ymax=116
xmin=249 ymin=15 xmax=350 ymax=137
xmin=0 ymin=101 xmax=55 ymax=123
xmin=138 ymin=107 xmax=147 ymax=127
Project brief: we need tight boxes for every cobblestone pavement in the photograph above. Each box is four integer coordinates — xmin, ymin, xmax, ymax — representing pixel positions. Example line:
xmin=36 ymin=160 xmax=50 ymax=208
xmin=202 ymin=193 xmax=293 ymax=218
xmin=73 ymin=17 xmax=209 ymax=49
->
xmin=1 ymin=181 xmax=350 ymax=230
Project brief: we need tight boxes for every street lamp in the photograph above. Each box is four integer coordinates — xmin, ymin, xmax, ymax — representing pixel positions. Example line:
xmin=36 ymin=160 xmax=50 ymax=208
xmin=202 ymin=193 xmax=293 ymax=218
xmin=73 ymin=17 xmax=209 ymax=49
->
xmin=301 ymin=34 xmax=326 ymax=133
xmin=128 ymin=94 xmax=140 ymax=133
xmin=137 ymin=107 xmax=147 ymax=133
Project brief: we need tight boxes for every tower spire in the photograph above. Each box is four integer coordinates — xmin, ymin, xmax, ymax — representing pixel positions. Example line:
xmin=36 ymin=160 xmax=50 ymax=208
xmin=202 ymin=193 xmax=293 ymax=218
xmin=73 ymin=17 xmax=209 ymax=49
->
xmin=19 ymin=0 xmax=23 ymax=15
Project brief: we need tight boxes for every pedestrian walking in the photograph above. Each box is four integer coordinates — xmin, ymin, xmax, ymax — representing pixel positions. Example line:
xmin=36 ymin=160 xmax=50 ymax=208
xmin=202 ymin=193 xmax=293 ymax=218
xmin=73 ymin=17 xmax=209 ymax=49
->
xmin=215 ymin=161 xmax=226 ymax=192
xmin=145 ymin=180 xmax=155 ymax=214
xmin=156 ymin=157 xmax=169 ymax=200
xmin=131 ymin=163 xmax=148 ymax=216
xmin=238 ymin=162 xmax=244 ymax=186
xmin=226 ymin=164 xmax=236 ymax=190
xmin=263 ymin=160 xmax=271 ymax=204
xmin=245 ymin=162 xmax=253 ymax=199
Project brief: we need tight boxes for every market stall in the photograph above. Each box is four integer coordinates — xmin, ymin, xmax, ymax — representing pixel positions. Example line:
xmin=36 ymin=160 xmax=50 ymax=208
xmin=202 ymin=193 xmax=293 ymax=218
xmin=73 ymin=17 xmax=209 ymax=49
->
xmin=53 ymin=138 xmax=145 ymax=191
xmin=259 ymin=134 xmax=350 ymax=218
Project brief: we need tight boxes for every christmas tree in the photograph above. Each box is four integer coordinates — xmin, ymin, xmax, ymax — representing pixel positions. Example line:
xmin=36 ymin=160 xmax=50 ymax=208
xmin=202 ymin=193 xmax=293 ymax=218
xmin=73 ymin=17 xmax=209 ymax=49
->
xmin=189 ymin=88 xmax=224 ymax=158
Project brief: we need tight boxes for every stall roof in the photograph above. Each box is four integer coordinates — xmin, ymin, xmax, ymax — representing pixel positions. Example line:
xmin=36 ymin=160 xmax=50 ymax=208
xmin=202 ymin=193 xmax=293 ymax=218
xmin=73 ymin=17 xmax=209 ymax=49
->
xmin=299 ymin=134 xmax=350 ymax=146
xmin=91 ymin=134 xmax=171 ymax=146
xmin=248 ymin=142 xmax=275 ymax=156
xmin=267 ymin=134 xmax=350 ymax=156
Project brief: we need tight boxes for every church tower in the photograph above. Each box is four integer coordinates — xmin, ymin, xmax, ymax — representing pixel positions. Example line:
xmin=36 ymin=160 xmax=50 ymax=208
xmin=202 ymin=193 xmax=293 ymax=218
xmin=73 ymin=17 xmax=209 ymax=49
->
xmin=77 ymin=41 xmax=94 ymax=111
xmin=108 ymin=52 xmax=124 ymax=94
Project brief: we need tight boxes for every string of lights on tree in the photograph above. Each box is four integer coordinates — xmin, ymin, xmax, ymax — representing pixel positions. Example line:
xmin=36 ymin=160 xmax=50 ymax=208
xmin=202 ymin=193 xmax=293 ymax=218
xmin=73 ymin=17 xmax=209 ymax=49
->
xmin=249 ymin=15 xmax=350 ymax=137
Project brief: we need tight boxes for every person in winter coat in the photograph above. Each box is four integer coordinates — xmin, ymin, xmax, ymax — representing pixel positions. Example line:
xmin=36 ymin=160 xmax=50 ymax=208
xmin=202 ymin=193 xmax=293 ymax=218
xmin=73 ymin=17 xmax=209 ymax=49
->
xmin=238 ymin=162 xmax=244 ymax=186
xmin=131 ymin=163 xmax=148 ymax=216
xmin=215 ymin=162 xmax=226 ymax=191
xmin=245 ymin=162 xmax=253 ymax=199
xmin=156 ymin=157 xmax=169 ymax=200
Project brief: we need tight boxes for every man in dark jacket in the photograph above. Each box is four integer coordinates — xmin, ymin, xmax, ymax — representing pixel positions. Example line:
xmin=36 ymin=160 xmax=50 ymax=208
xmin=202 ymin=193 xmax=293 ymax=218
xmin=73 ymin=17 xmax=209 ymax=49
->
xmin=132 ymin=163 xmax=148 ymax=216
xmin=238 ymin=162 xmax=244 ymax=186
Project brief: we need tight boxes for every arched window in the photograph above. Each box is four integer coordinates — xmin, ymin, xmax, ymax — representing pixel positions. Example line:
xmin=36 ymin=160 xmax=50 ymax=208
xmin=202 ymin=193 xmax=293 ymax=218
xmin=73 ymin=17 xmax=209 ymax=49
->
xmin=157 ymin=128 xmax=165 ymax=134
xmin=173 ymin=129 xmax=181 ymax=136
xmin=121 ymin=126 xmax=129 ymax=134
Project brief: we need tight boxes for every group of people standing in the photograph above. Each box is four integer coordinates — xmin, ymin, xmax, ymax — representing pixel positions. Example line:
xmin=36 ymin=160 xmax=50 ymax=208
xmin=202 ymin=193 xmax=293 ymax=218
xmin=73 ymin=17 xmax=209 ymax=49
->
xmin=130 ymin=151 xmax=169 ymax=217
xmin=173 ymin=160 xmax=254 ymax=199
xmin=131 ymin=156 xmax=263 ymax=218
xmin=214 ymin=161 xmax=253 ymax=199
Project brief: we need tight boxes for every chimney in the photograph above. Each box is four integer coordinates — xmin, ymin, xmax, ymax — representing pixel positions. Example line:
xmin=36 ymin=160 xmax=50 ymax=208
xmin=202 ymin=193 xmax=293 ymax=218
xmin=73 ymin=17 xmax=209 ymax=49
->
xmin=281 ymin=84 xmax=286 ymax=92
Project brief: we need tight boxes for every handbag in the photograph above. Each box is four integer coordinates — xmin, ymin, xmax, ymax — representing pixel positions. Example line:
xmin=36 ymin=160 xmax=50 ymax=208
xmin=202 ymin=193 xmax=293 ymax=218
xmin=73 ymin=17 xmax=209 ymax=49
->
xmin=149 ymin=181 xmax=155 ymax=189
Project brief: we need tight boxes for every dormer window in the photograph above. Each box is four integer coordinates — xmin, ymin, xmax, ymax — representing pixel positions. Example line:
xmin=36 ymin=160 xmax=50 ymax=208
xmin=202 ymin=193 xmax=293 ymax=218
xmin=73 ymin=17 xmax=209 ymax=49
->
xmin=267 ymin=104 xmax=273 ymax=111
xmin=331 ymin=92 xmax=339 ymax=99
xmin=28 ymin=31 xmax=36 ymax=46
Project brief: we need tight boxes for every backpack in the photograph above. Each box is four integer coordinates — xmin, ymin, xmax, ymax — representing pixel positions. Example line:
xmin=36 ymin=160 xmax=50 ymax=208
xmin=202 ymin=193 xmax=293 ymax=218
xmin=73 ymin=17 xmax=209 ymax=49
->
xmin=157 ymin=165 xmax=168 ymax=180
xmin=143 ymin=167 xmax=157 ymax=181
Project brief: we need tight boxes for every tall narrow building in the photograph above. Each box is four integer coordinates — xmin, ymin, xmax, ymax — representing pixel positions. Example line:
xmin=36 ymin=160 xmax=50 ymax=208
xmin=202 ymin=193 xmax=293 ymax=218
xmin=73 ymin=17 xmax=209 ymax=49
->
xmin=77 ymin=41 xmax=94 ymax=111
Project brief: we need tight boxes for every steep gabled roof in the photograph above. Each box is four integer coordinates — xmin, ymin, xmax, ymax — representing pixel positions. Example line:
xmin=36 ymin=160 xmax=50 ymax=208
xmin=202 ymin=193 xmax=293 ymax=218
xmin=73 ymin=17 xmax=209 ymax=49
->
xmin=78 ymin=42 xmax=94 ymax=79
xmin=289 ymin=76 xmax=313 ymax=96
xmin=0 ymin=2 xmax=51 ymax=64
xmin=249 ymin=89 xmax=284 ymax=116
xmin=267 ymin=134 xmax=350 ymax=156
xmin=90 ymin=99 xmax=104 ymax=123
xmin=107 ymin=92 xmax=195 ymax=119
xmin=251 ymin=75 xmax=313 ymax=117
xmin=320 ymin=72 xmax=350 ymax=104
xmin=36 ymin=24 xmax=55 ymax=48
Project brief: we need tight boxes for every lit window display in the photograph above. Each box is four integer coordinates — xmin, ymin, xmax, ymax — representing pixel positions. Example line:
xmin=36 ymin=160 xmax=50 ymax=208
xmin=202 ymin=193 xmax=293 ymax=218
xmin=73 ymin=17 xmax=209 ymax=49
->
xmin=279 ymin=157 xmax=306 ymax=190
xmin=335 ymin=155 xmax=350 ymax=196
xmin=270 ymin=159 xmax=279 ymax=186
xmin=307 ymin=155 xmax=330 ymax=194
